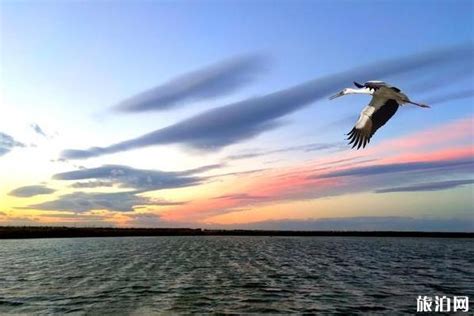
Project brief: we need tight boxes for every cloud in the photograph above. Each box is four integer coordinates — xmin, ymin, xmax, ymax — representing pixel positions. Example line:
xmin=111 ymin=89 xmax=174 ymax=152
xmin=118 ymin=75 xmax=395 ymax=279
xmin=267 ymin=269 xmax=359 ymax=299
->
xmin=30 ymin=123 xmax=48 ymax=138
xmin=70 ymin=181 xmax=114 ymax=188
xmin=227 ymin=142 xmax=345 ymax=161
xmin=22 ymin=191 xmax=187 ymax=213
xmin=220 ymin=216 xmax=474 ymax=232
xmin=226 ymin=153 xmax=262 ymax=160
xmin=0 ymin=215 xmax=39 ymax=226
xmin=163 ymin=139 xmax=474 ymax=222
xmin=316 ymin=159 xmax=474 ymax=179
xmin=122 ymin=212 xmax=163 ymax=227
xmin=312 ymin=157 xmax=376 ymax=168
xmin=62 ymin=44 xmax=473 ymax=160
xmin=0 ymin=132 xmax=25 ymax=156
xmin=40 ymin=213 xmax=109 ymax=221
xmin=214 ymin=193 xmax=269 ymax=201
xmin=375 ymin=179 xmax=474 ymax=193
xmin=22 ymin=191 xmax=154 ymax=212
xmin=211 ymin=168 xmax=268 ymax=178
xmin=180 ymin=163 xmax=225 ymax=175
xmin=269 ymin=142 xmax=347 ymax=153
xmin=53 ymin=164 xmax=219 ymax=191
xmin=9 ymin=185 xmax=55 ymax=198
xmin=375 ymin=117 xmax=473 ymax=154
xmin=406 ymin=60 xmax=473 ymax=94
xmin=424 ymin=90 xmax=474 ymax=106
xmin=114 ymin=54 xmax=269 ymax=113
xmin=51 ymin=117 xmax=465 ymax=222
xmin=21 ymin=163 xmax=220 ymax=213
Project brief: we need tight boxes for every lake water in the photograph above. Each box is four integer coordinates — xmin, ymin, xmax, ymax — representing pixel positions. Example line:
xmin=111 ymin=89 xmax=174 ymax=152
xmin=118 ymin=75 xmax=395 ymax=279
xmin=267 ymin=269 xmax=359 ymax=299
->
xmin=0 ymin=236 xmax=472 ymax=314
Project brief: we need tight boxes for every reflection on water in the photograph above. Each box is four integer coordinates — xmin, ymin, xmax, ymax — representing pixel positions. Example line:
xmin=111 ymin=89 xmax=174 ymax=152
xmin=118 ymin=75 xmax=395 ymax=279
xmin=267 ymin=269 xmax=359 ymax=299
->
xmin=0 ymin=236 xmax=472 ymax=314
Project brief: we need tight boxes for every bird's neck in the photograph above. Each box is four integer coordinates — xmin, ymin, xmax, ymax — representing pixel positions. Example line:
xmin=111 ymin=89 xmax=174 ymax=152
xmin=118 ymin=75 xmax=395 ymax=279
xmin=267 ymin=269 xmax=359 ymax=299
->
xmin=345 ymin=87 xmax=373 ymax=95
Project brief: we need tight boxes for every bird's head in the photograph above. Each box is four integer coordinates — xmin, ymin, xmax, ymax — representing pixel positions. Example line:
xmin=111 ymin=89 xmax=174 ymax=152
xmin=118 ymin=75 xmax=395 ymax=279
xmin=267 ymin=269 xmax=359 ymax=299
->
xmin=329 ymin=88 xmax=349 ymax=100
xmin=329 ymin=85 xmax=373 ymax=100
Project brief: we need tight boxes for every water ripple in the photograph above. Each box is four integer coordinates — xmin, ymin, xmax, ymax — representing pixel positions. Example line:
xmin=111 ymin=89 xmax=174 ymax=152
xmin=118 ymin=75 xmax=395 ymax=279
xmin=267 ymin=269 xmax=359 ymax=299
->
xmin=0 ymin=236 xmax=472 ymax=314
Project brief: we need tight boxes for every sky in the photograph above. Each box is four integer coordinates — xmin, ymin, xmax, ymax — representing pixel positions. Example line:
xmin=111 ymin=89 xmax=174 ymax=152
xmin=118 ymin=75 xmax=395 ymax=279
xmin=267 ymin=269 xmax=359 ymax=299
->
xmin=0 ymin=0 xmax=473 ymax=231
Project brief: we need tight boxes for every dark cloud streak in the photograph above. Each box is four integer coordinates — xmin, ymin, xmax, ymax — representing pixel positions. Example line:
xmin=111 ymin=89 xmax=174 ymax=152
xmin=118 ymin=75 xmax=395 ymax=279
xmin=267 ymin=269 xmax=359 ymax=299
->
xmin=315 ymin=159 xmax=474 ymax=179
xmin=227 ymin=142 xmax=345 ymax=161
xmin=53 ymin=164 xmax=220 ymax=191
xmin=424 ymin=90 xmax=474 ymax=105
xmin=114 ymin=54 xmax=269 ymax=113
xmin=30 ymin=123 xmax=48 ymax=138
xmin=25 ymin=163 xmax=221 ymax=213
xmin=23 ymin=191 xmax=154 ymax=213
xmin=9 ymin=185 xmax=55 ymax=198
xmin=375 ymin=179 xmax=474 ymax=193
xmin=70 ymin=181 xmax=114 ymax=188
xmin=62 ymin=44 xmax=473 ymax=160
xmin=0 ymin=132 xmax=25 ymax=156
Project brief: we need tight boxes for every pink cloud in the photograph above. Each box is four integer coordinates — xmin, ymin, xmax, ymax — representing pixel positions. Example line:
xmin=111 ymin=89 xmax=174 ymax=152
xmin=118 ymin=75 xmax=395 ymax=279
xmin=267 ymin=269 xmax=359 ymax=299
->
xmin=370 ymin=116 xmax=473 ymax=153
xmin=162 ymin=117 xmax=474 ymax=222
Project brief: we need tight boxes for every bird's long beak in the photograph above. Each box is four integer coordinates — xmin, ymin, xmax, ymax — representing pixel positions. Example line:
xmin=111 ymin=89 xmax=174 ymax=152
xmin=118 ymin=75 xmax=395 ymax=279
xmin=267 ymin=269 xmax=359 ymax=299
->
xmin=407 ymin=101 xmax=431 ymax=108
xmin=329 ymin=90 xmax=344 ymax=100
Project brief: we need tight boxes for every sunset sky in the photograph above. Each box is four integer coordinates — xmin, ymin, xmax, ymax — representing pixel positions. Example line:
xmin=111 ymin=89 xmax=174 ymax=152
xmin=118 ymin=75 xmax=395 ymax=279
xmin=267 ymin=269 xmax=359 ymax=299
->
xmin=1 ymin=0 xmax=473 ymax=230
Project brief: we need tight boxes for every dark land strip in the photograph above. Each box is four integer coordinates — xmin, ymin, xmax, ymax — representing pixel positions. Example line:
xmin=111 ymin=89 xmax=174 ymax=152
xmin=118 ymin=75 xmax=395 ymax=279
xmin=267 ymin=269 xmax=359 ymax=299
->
xmin=0 ymin=226 xmax=472 ymax=239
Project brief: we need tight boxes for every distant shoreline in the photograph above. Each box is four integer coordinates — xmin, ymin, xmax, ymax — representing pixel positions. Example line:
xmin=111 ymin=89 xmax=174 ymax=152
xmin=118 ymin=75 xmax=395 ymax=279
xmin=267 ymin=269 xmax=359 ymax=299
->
xmin=0 ymin=226 xmax=472 ymax=239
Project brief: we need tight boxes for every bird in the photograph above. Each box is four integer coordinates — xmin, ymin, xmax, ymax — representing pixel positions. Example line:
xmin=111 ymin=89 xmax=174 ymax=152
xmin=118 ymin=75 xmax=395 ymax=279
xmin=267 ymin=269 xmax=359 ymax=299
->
xmin=329 ymin=81 xmax=430 ymax=149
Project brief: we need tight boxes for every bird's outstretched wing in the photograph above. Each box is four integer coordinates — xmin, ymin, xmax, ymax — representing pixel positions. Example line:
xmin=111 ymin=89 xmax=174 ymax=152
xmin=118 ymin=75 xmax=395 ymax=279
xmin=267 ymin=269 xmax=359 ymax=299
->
xmin=347 ymin=99 xmax=399 ymax=149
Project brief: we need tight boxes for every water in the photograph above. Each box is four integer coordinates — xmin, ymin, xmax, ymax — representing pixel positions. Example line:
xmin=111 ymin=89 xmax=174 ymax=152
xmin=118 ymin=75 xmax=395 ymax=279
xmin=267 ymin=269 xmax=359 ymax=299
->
xmin=0 ymin=236 xmax=472 ymax=314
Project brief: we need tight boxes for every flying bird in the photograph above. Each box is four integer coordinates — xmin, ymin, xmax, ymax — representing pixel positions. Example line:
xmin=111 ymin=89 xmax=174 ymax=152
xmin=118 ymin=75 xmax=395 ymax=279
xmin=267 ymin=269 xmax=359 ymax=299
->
xmin=329 ymin=81 xmax=430 ymax=149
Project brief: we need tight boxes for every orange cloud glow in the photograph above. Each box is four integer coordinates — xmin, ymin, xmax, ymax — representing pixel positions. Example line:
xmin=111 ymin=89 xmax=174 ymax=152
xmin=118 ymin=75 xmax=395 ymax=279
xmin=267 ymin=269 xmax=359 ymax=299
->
xmin=161 ymin=116 xmax=474 ymax=224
